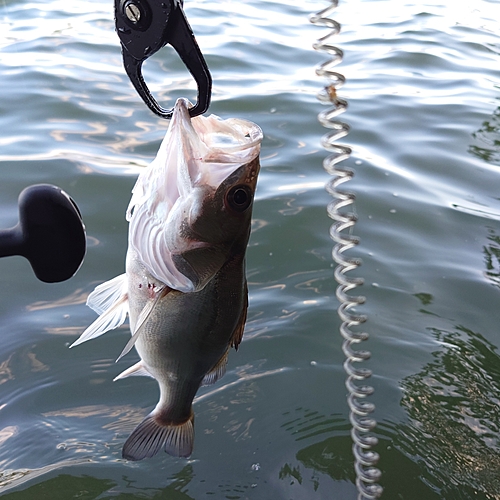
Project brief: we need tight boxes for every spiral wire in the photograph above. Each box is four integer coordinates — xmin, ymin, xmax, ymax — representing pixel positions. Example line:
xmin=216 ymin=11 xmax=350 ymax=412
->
xmin=310 ymin=2 xmax=383 ymax=499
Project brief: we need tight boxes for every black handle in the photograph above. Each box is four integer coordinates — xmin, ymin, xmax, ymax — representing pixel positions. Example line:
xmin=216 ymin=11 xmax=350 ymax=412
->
xmin=0 ymin=185 xmax=86 ymax=283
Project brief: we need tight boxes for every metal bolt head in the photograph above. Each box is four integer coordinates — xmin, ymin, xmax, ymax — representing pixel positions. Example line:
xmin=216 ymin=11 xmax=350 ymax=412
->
xmin=125 ymin=2 xmax=141 ymax=23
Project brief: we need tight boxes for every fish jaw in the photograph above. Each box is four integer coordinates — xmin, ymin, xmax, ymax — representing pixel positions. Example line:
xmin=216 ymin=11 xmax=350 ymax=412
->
xmin=126 ymin=98 xmax=263 ymax=293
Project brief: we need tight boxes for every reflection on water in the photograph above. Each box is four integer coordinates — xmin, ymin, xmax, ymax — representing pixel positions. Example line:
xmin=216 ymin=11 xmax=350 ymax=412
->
xmin=275 ymin=407 xmax=356 ymax=498
xmin=1 ymin=464 xmax=196 ymax=500
xmin=0 ymin=459 xmax=96 ymax=492
xmin=276 ymin=408 xmax=442 ymax=499
xmin=398 ymin=327 xmax=500 ymax=499
xmin=0 ymin=355 xmax=15 ymax=386
xmin=0 ymin=426 xmax=17 ymax=448
xmin=484 ymin=227 xmax=500 ymax=288
xmin=1 ymin=0 xmax=500 ymax=497
xmin=2 ymin=475 xmax=116 ymax=500
xmin=280 ymin=409 xmax=353 ymax=486
xmin=469 ymin=98 xmax=500 ymax=166
xmin=26 ymin=288 xmax=88 ymax=311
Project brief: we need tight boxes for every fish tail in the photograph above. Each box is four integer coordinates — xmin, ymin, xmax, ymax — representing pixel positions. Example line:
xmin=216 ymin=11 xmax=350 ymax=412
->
xmin=122 ymin=410 xmax=194 ymax=461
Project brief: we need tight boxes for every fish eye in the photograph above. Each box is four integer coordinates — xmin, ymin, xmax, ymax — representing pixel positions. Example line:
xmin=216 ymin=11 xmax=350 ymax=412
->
xmin=225 ymin=185 xmax=253 ymax=213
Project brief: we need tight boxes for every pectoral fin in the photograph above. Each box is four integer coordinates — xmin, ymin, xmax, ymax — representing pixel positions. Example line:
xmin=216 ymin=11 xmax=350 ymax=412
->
xmin=115 ymin=285 xmax=170 ymax=362
xmin=113 ymin=361 xmax=154 ymax=381
xmin=87 ymin=274 xmax=128 ymax=314
xmin=230 ymin=281 xmax=248 ymax=351
xmin=70 ymin=274 xmax=129 ymax=348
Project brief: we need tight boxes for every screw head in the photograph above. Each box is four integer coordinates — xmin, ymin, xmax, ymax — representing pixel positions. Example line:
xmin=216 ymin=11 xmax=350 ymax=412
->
xmin=125 ymin=2 xmax=141 ymax=23
xmin=120 ymin=0 xmax=151 ymax=31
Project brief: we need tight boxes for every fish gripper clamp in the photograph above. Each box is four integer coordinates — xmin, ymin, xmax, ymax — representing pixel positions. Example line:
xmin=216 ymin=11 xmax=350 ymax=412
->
xmin=115 ymin=0 xmax=212 ymax=118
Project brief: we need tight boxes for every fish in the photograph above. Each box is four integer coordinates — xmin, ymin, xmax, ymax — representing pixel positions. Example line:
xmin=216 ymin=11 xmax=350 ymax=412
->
xmin=70 ymin=97 xmax=263 ymax=460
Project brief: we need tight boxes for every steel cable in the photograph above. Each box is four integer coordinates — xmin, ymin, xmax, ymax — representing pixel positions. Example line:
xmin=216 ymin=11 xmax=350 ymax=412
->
xmin=310 ymin=2 xmax=383 ymax=498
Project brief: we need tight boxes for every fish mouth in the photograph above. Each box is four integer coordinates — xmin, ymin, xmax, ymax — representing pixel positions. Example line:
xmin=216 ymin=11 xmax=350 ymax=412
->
xmin=173 ymin=97 xmax=262 ymax=152
xmin=173 ymin=97 xmax=263 ymax=189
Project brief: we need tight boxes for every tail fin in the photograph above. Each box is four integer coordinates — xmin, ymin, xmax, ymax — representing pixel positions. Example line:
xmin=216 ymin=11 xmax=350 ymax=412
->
xmin=122 ymin=411 xmax=194 ymax=461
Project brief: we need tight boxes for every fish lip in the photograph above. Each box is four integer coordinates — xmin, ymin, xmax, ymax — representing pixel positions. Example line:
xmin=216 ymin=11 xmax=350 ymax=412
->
xmin=173 ymin=97 xmax=192 ymax=123
xmin=174 ymin=98 xmax=262 ymax=196
xmin=174 ymin=97 xmax=264 ymax=151
xmin=176 ymin=98 xmax=263 ymax=175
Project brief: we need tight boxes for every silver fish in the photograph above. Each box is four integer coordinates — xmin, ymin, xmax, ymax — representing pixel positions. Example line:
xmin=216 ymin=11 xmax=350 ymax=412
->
xmin=71 ymin=98 xmax=263 ymax=460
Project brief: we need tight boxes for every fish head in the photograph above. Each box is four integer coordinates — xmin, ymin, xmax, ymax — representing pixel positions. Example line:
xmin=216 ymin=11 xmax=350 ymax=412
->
xmin=171 ymin=155 xmax=260 ymax=290
xmin=127 ymin=98 xmax=263 ymax=292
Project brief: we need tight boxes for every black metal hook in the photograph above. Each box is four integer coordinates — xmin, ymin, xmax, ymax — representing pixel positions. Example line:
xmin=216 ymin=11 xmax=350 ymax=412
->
xmin=115 ymin=0 xmax=212 ymax=118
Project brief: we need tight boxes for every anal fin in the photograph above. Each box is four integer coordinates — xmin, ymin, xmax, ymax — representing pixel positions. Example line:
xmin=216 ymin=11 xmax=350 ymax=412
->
xmin=122 ymin=410 xmax=194 ymax=460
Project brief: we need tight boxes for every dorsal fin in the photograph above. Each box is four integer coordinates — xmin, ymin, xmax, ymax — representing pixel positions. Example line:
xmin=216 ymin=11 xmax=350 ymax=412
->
xmin=230 ymin=280 xmax=248 ymax=351
xmin=201 ymin=349 xmax=229 ymax=386
xmin=201 ymin=283 xmax=248 ymax=387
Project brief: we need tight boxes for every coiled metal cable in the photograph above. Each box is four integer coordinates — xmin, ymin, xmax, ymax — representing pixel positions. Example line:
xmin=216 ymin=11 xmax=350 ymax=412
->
xmin=310 ymin=2 xmax=383 ymax=498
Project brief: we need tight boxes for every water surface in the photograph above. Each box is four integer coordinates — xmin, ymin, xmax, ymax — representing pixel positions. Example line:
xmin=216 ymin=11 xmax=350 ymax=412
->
xmin=0 ymin=0 xmax=499 ymax=498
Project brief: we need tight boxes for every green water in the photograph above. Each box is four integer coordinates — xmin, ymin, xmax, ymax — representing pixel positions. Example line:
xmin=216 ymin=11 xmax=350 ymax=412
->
xmin=0 ymin=0 xmax=499 ymax=498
